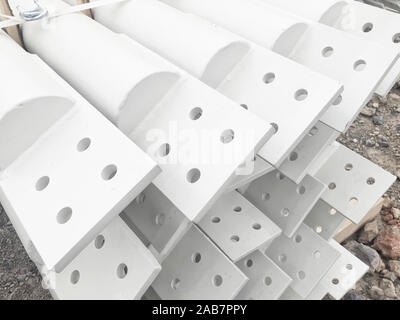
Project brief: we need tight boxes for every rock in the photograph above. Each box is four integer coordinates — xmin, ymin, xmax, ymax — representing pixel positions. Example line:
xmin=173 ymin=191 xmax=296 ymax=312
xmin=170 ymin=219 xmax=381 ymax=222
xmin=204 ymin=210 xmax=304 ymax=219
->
xmin=383 ymin=214 xmax=394 ymax=222
xmin=365 ymin=139 xmax=376 ymax=147
xmin=383 ymin=198 xmax=393 ymax=210
xmin=359 ymin=218 xmax=380 ymax=243
xmin=396 ymin=124 xmax=400 ymax=132
xmin=388 ymin=220 xmax=399 ymax=226
xmin=343 ymin=292 xmax=363 ymax=300
xmin=392 ymin=208 xmax=400 ymax=219
xmin=388 ymin=260 xmax=400 ymax=278
xmin=372 ymin=115 xmax=384 ymax=125
xmin=344 ymin=240 xmax=384 ymax=272
xmin=369 ymin=286 xmax=384 ymax=299
xmin=380 ymin=279 xmax=397 ymax=298
xmin=374 ymin=226 xmax=400 ymax=260
xmin=381 ymin=270 xmax=398 ymax=282
xmin=379 ymin=140 xmax=390 ymax=148
xmin=361 ymin=107 xmax=376 ymax=117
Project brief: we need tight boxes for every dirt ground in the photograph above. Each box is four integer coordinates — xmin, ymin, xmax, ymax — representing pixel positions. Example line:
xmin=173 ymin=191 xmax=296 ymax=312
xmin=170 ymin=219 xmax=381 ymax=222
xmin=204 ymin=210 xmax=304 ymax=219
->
xmin=0 ymin=86 xmax=399 ymax=300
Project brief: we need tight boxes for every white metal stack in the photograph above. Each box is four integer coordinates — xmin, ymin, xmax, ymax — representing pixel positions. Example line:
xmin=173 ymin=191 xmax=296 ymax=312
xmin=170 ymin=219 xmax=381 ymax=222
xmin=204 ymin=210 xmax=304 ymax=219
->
xmin=0 ymin=0 xmax=398 ymax=300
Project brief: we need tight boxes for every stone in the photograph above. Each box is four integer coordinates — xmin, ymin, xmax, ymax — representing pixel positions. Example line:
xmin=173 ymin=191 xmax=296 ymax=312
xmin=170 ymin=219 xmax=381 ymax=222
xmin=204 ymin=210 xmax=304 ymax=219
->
xmin=380 ymin=279 xmax=397 ymax=298
xmin=360 ymin=107 xmax=376 ymax=117
xmin=359 ymin=218 xmax=380 ymax=243
xmin=379 ymin=140 xmax=389 ymax=148
xmin=344 ymin=240 xmax=384 ymax=272
xmin=365 ymin=139 xmax=375 ymax=147
xmin=369 ymin=286 xmax=384 ymax=299
xmin=392 ymin=208 xmax=400 ymax=219
xmin=388 ymin=260 xmax=400 ymax=278
xmin=381 ymin=270 xmax=398 ymax=282
xmin=372 ymin=115 xmax=384 ymax=125
xmin=343 ymin=292 xmax=363 ymax=300
xmin=374 ymin=226 xmax=400 ymax=260
xmin=383 ymin=214 xmax=394 ymax=222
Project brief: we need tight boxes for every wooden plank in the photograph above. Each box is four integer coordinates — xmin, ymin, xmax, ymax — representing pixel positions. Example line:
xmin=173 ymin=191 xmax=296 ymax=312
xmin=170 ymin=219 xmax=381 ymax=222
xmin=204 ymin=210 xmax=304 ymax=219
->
xmin=0 ymin=1 xmax=23 ymax=47
xmin=334 ymin=198 xmax=384 ymax=243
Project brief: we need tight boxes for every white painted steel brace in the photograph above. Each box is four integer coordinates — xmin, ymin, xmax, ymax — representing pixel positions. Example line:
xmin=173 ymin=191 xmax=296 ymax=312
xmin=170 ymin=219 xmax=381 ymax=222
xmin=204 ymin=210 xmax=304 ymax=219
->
xmin=0 ymin=30 xmax=159 ymax=272
xmin=161 ymin=0 xmax=398 ymax=133
xmin=11 ymin=0 xmax=275 ymax=223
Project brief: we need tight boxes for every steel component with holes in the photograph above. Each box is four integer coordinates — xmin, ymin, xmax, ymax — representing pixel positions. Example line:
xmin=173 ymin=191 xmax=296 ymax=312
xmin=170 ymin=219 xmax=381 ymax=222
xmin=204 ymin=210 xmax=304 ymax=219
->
xmin=265 ymin=223 xmax=341 ymax=298
xmin=48 ymin=217 xmax=161 ymax=300
xmin=163 ymin=0 xmax=398 ymax=132
xmin=92 ymin=0 xmax=342 ymax=167
xmin=0 ymin=31 xmax=159 ymax=272
xmin=236 ymin=250 xmax=292 ymax=300
xmin=318 ymin=239 xmax=369 ymax=300
xmin=304 ymin=200 xmax=347 ymax=240
xmin=151 ymin=225 xmax=248 ymax=300
xmin=198 ymin=191 xmax=281 ymax=262
xmin=18 ymin=0 xmax=274 ymax=222
xmin=122 ymin=184 xmax=190 ymax=263
xmin=311 ymin=142 xmax=396 ymax=223
xmin=243 ymin=171 xmax=326 ymax=237
xmin=263 ymin=0 xmax=400 ymax=96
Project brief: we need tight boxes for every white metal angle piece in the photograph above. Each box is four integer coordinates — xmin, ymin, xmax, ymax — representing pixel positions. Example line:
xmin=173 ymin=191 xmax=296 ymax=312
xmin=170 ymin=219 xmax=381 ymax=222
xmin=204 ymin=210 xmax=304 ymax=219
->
xmin=92 ymin=0 xmax=343 ymax=167
xmin=236 ymin=251 xmax=292 ymax=300
xmin=162 ymin=0 xmax=398 ymax=132
xmin=225 ymin=156 xmax=274 ymax=194
xmin=279 ymin=287 xmax=304 ymax=300
xmin=243 ymin=171 xmax=326 ymax=237
xmin=151 ymin=224 xmax=248 ymax=300
xmin=306 ymin=284 xmax=329 ymax=300
xmin=18 ymin=0 xmax=274 ymax=222
xmin=262 ymin=0 xmax=400 ymax=96
xmin=0 ymin=32 xmax=159 ymax=272
xmin=318 ymin=240 xmax=369 ymax=300
xmin=198 ymin=191 xmax=281 ymax=262
xmin=311 ymin=142 xmax=396 ymax=224
xmin=304 ymin=200 xmax=347 ymax=241
xmin=277 ymin=122 xmax=340 ymax=184
xmin=122 ymin=184 xmax=190 ymax=263
xmin=265 ymin=223 xmax=341 ymax=298
xmin=48 ymin=217 xmax=161 ymax=300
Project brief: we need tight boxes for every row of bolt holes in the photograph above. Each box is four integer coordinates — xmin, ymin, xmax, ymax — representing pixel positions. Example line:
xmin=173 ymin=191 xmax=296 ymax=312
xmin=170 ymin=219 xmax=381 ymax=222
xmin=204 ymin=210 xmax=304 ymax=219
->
xmin=171 ymin=253 xmax=223 ymax=290
xmin=70 ymin=235 xmax=128 ymax=285
xmin=211 ymin=206 xmax=262 ymax=243
xmin=362 ymin=22 xmax=400 ymax=43
xmin=332 ymin=264 xmax=354 ymax=286
xmin=157 ymin=108 xmax=235 ymax=184
xmin=244 ymin=259 xmax=273 ymax=287
xmin=35 ymin=138 xmax=118 ymax=224
xmin=328 ymin=163 xmax=376 ymax=205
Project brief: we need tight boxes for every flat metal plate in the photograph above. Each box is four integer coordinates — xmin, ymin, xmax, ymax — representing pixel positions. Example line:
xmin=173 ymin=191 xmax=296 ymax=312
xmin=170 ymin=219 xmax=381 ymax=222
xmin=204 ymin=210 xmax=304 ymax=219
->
xmin=151 ymin=224 xmax=248 ymax=300
xmin=219 ymin=46 xmax=341 ymax=166
xmin=236 ymin=250 xmax=292 ymax=300
xmin=0 ymin=100 xmax=159 ymax=273
xmin=265 ymin=223 xmax=341 ymax=298
xmin=49 ymin=217 xmax=161 ymax=300
xmin=244 ymin=171 xmax=326 ymax=237
xmin=130 ymin=78 xmax=275 ymax=223
xmin=122 ymin=184 xmax=190 ymax=262
xmin=198 ymin=191 xmax=281 ymax=262
xmin=304 ymin=200 xmax=347 ymax=240
xmin=319 ymin=239 xmax=369 ymax=300
xmin=225 ymin=156 xmax=274 ymax=193
xmin=279 ymin=287 xmax=303 ymax=300
xmin=313 ymin=142 xmax=396 ymax=223
xmin=306 ymin=284 xmax=329 ymax=300
xmin=278 ymin=121 xmax=339 ymax=184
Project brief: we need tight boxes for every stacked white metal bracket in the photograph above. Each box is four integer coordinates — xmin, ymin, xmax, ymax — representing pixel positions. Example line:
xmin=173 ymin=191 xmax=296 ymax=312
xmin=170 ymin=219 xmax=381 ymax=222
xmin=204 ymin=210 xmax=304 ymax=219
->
xmin=0 ymin=0 xmax=397 ymax=300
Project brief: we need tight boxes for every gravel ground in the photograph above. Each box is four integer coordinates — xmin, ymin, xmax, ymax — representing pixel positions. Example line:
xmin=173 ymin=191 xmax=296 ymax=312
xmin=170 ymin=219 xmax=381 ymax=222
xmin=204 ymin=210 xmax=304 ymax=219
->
xmin=0 ymin=86 xmax=399 ymax=300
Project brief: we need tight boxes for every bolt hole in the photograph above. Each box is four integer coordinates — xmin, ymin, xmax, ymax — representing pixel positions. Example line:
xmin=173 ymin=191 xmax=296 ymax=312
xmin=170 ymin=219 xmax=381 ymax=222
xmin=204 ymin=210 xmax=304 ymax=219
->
xmin=213 ymin=275 xmax=223 ymax=287
xmin=187 ymin=168 xmax=201 ymax=183
xmin=101 ymin=164 xmax=118 ymax=180
xmin=362 ymin=22 xmax=373 ymax=33
xmin=279 ymin=254 xmax=287 ymax=263
xmin=240 ymin=104 xmax=249 ymax=110
xmin=234 ymin=206 xmax=242 ymax=213
xmin=295 ymin=89 xmax=308 ymax=101
xmin=189 ymin=107 xmax=203 ymax=120
xmin=231 ymin=235 xmax=240 ymax=242
xmin=264 ymin=277 xmax=272 ymax=286
xmin=253 ymin=223 xmax=261 ymax=230
xmin=289 ymin=152 xmax=298 ymax=162
xmin=281 ymin=208 xmax=290 ymax=217
xmin=220 ymin=129 xmax=235 ymax=144
xmin=57 ymin=207 xmax=72 ymax=225
xmin=333 ymin=95 xmax=343 ymax=106
xmin=155 ymin=213 xmax=166 ymax=226
xmin=393 ymin=33 xmax=400 ymax=43
xmin=332 ymin=278 xmax=340 ymax=285
xmin=298 ymin=271 xmax=306 ymax=280
xmin=345 ymin=163 xmax=353 ymax=171
xmin=322 ymin=46 xmax=334 ymax=57
xmin=313 ymin=251 xmax=321 ymax=259
xmin=70 ymin=270 xmax=80 ymax=285
xmin=157 ymin=143 xmax=171 ymax=157
xmin=192 ymin=253 xmax=202 ymax=264
xmin=171 ymin=278 xmax=181 ymax=290
xmin=270 ymin=123 xmax=279 ymax=134
xmin=262 ymin=193 xmax=271 ymax=201
xmin=309 ymin=126 xmax=319 ymax=136
xmin=276 ymin=172 xmax=285 ymax=180
xmin=297 ymin=186 xmax=306 ymax=195
xmin=295 ymin=235 xmax=302 ymax=243
xmin=263 ymin=73 xmax=276 ymax=84
xmin=212 ymin=216 xmax=221 ymax=223
xmin=117 ymin=263 xmax=128 ymax=279
xmin=346 ymin=264 xmax=353 ymax=271
xmin=94 ymin=235 xmax=105 ymax=249
xmin=349 ymin=197 xmax=359 ymax=205
xmin=367 ymin=177 xmax=376 ymax=185
xmin=354 ymin=60 xmax=367 ymax=71
xmin=77 ymin=138 xmax=91 ymax=152
xmin=330 ymin=208 xmax=337 ymax=216
xmin=246 ymin=259 xmax=253 ymax=268
xmin=36 ymin=176 xmax=50 ymax=191
xmin=329 ymin=183 xmax=337 ymax=190
xmin=315 ymin=226 xmax=323 ymax=234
